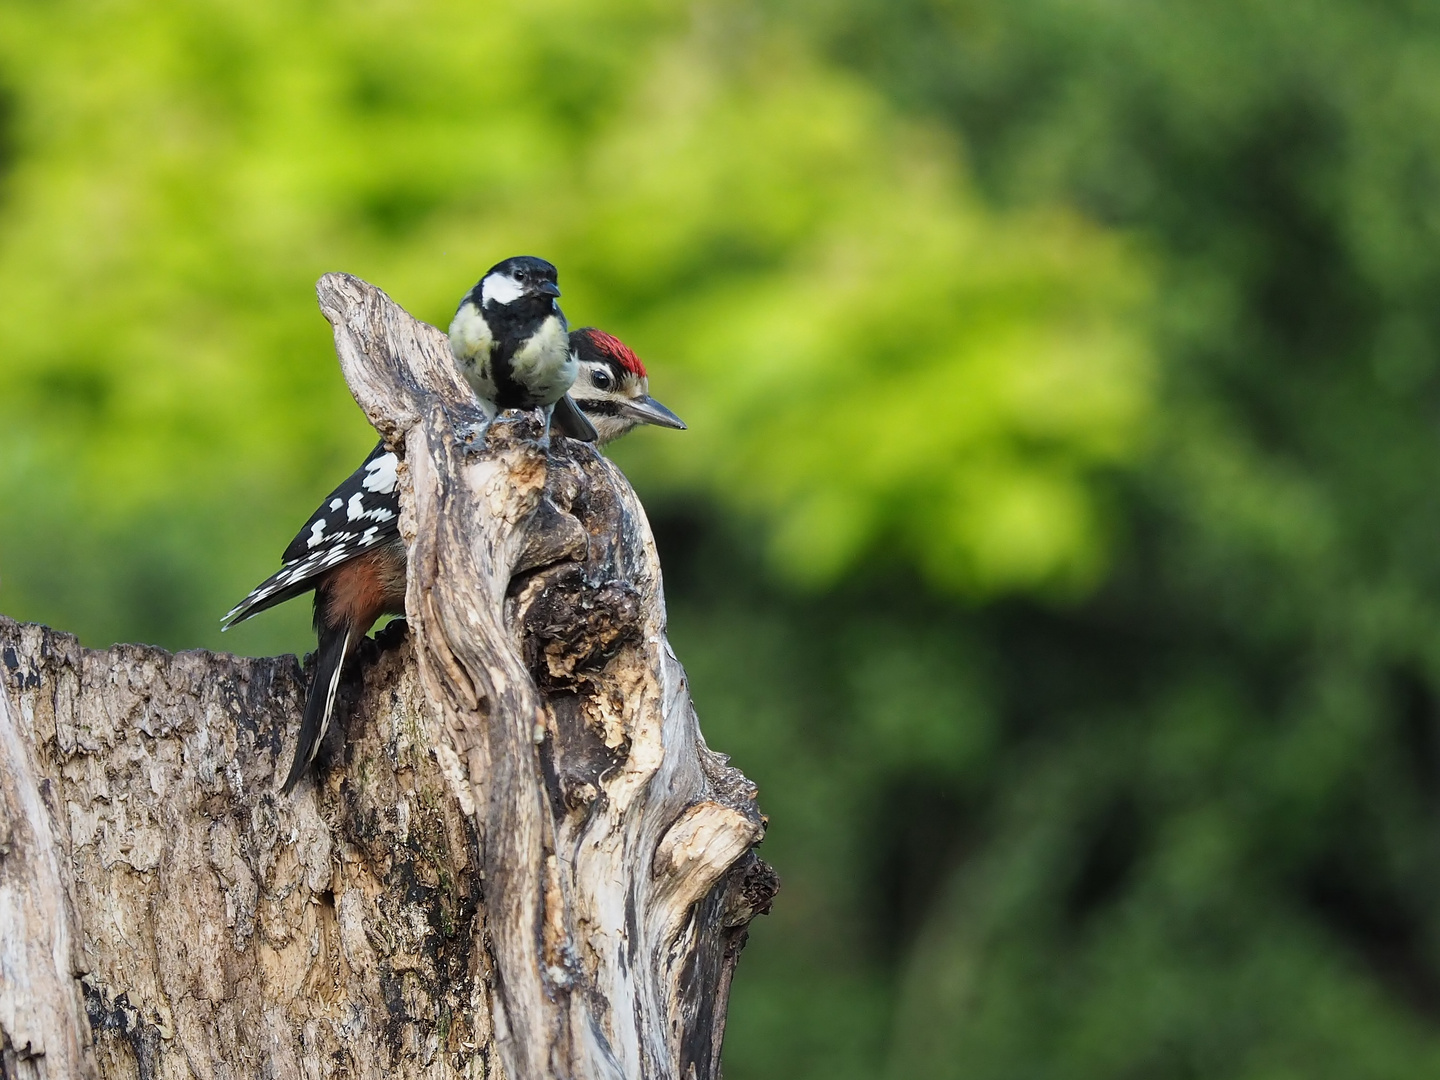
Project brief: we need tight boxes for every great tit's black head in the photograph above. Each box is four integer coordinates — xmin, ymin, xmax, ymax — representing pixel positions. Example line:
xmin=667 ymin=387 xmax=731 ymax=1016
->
xmin=477 ymin=255 xmax=561 ymax=308
xmin=567 ymin=327 xmax=686 ymax=445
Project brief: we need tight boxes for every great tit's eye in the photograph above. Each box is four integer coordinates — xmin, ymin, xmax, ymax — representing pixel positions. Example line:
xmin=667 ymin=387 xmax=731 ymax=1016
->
xmin=514 ymin=269 xmax=528 ymax=282
xmin=591 ymin=369 xmax=614 ymax=391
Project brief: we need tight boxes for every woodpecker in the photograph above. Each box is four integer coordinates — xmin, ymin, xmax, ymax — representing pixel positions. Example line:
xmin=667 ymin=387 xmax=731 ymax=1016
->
xmin=223 ymin=327 xmax=684 ymax=793
xmin=565 ymin=326 xmax=686 ymax=443
xmin=448 ymin=255 xmax=597 ymax=444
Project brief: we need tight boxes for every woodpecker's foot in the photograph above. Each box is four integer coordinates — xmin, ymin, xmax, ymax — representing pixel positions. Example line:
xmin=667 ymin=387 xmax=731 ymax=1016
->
xmin=373 ymin=617 xmax=409 ymax=650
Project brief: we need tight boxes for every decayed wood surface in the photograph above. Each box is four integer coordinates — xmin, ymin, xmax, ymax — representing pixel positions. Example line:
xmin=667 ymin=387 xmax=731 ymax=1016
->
xmin=0 ymin=636 xmax=94 ymax=1080
xmin=1 ymin=619 xmax=479 ymax=1079
xmin=0 ymin=274 xmax=776 ymax=1080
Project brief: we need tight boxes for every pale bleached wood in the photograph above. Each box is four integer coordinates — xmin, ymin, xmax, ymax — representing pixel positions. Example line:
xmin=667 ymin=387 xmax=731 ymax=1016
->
xmin=0 ymin=273 xmax=774 ymax=1080
xmin=0 ymin=662 xmax=95 ymax=1080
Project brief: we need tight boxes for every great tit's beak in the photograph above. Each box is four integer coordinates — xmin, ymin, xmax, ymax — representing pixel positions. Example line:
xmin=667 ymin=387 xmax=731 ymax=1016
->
xmin=622 ymin=395 xmax=687 ymax=430
xmin=537 ymin=280 xmax=561 ymax=298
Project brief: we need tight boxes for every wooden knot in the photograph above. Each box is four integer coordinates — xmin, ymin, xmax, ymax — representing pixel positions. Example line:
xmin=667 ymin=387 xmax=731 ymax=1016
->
xmin=653 ymin=802 xmax=763 ymax=887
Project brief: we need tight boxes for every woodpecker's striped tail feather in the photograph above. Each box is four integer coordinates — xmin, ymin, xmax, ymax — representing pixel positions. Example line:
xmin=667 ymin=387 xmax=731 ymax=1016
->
xmin=282 ymin=620 xmax=354 ymax=793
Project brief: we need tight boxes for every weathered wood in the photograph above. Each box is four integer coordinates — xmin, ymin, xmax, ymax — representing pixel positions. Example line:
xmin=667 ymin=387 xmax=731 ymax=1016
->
xmin=316 ymin=273 xmax=776 ymax=1079
xmin=0 ymin=274 xmax=775 ymax=1080
xmin=1 ymin=618 xmax=486 ymax=1079
xmin=0 ymin=645 xmax=95 ymax=1080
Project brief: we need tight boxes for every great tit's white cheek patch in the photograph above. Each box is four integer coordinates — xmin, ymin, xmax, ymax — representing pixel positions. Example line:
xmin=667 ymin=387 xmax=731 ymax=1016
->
xmin=481 ymin=272 xmax=524 ymax=307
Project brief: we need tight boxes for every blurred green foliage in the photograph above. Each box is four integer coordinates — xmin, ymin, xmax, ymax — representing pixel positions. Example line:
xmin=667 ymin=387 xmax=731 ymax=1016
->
xmin=0 ymin=0 xmax=1146 ymax=651
xmin=5 ymin=1 xmax=1440 ymax=1078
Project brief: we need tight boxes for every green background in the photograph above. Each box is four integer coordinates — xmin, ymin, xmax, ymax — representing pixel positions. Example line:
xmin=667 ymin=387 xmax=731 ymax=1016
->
xmin=4 ymin=1 xmax=1440 ymax=1076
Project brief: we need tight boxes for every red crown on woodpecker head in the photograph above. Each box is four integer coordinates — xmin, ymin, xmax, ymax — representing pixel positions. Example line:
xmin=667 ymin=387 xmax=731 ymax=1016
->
xmin=574 ymin=327 xmax=647 ymax=379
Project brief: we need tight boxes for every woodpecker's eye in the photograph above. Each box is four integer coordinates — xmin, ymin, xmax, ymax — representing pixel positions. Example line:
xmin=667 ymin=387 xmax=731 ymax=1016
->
xmin=590 ymin=369 xmax=614 ymax=391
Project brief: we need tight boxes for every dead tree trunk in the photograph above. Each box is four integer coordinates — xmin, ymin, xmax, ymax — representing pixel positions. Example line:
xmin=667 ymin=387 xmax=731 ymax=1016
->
xmin=0 ymin=274 xmax=776 ymax=1080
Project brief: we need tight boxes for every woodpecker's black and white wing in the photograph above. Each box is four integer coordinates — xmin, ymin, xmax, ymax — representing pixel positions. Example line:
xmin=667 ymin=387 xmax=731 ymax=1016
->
xmin=222 ymin=442 xmax=402 ymax=629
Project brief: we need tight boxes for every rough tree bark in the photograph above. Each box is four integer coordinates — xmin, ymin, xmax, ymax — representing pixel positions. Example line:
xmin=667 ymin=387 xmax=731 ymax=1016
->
xmin=0 ymin=274 xmax=776 ymax=1080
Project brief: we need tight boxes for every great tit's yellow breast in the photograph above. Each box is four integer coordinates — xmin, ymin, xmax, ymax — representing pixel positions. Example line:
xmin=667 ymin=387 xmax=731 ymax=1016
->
xmin=449 ymin=303 xmax=497 ymax=399
xmin=510 ymin=315 xmax=576 ymax=402
xmin=448 ymin=303 xmax=493 ymax=362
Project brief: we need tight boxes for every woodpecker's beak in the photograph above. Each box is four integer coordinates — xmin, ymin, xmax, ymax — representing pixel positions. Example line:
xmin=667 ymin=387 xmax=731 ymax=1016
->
xmin=622 ymin=395 xmax=686 ymax=430
xmin=537 ymin=280 xmax=561 ymax=298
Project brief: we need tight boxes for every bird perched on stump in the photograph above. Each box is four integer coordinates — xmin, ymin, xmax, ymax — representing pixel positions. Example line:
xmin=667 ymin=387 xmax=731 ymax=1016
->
xmin=223 ymin=327 xmax=685 ymax=793
xmin=448 ymin=255 xmax=597 ymax=444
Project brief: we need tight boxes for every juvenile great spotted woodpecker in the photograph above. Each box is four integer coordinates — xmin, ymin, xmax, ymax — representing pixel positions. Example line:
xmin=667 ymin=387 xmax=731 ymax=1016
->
xmin=448 ymin=255 xmax=598 ymax=444
xmin=223 ymin=327 xmax=684 ymax=793
xmin=565 ymin=325 xmax=685 ymax=443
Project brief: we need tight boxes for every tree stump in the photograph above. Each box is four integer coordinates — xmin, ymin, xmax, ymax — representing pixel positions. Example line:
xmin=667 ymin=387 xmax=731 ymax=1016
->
xmin=0 ymin=274 xmax=776 ymax=1080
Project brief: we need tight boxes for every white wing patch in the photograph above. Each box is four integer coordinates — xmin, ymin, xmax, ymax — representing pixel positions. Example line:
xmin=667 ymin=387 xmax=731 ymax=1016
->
xmin=346 ymin=490 xmax=396 ymax=523
xmin=362 ymin=453 xmax=398 ymax=493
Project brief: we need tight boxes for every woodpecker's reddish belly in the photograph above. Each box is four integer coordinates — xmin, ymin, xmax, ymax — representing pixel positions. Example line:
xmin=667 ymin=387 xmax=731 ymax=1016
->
xmin=321 ymin=540 xmax=406 ymax=631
